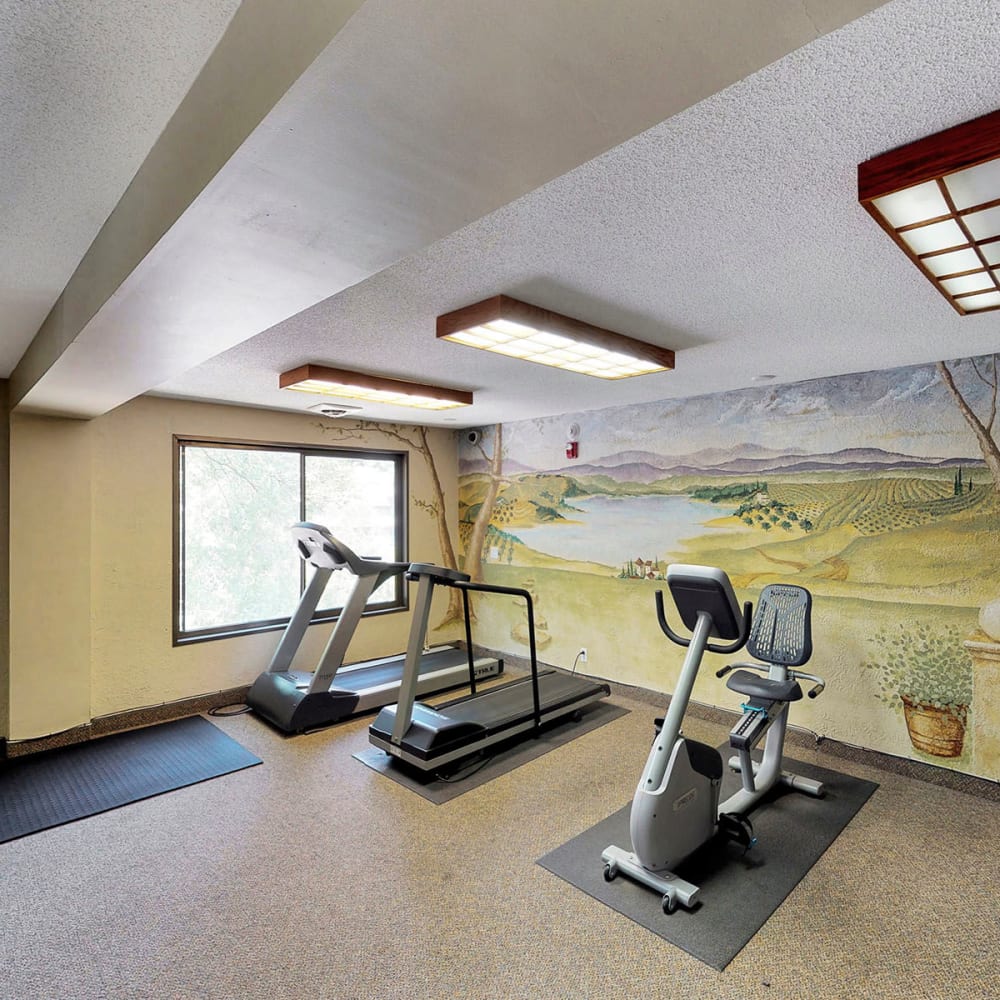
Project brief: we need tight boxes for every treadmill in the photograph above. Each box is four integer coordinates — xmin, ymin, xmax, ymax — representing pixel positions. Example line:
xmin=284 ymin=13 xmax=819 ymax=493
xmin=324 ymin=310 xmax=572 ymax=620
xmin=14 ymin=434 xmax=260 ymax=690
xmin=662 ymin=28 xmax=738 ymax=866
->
xmin=369 ymin=563 xmax=610 ymax=771
xmin=246 ymin=523 xmax=502 ymax=733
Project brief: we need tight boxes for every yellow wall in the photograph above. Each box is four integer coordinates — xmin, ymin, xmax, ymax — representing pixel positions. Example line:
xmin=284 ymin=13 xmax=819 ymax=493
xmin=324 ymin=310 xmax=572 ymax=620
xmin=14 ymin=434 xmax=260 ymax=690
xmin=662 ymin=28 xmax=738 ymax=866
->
xmin=7 ymin=395 xmax=459 ymax=741
xmin=0 ymin=380 xmax=9 ymax=739
xmin=9 ymin=413 xmax=92 ymax=739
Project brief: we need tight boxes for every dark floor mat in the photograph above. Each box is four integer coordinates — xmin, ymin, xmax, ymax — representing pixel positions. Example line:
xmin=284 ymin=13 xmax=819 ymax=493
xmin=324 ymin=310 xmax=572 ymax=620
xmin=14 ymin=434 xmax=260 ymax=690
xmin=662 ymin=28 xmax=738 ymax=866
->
xmin=537 ymin=750 xmax=878 ymax=970
xmin=0 ymin=715 xmax=261 ymax=843
xmin=354 ymin=701 xmax=629 ymax=803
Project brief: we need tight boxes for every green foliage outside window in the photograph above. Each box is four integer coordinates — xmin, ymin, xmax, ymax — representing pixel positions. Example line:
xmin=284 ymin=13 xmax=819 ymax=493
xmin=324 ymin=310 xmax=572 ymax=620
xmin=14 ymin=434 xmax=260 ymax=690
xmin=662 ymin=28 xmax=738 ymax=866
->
xmin=178 ymin=442 xmax=404 ymax=640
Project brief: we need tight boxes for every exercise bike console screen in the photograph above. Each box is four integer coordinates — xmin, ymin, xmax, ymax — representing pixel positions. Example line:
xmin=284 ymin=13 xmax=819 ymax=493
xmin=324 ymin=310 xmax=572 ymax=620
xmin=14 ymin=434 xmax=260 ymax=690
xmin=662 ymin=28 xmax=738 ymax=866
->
xmin=666 ymin=564 xmax=743 ymax=640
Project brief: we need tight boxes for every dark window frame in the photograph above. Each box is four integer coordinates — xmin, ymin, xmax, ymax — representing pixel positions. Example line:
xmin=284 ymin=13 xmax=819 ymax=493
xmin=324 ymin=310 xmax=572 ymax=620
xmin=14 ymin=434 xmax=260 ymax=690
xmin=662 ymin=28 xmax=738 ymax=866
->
xmin=173 ymin=434 xmax=408 ymax=645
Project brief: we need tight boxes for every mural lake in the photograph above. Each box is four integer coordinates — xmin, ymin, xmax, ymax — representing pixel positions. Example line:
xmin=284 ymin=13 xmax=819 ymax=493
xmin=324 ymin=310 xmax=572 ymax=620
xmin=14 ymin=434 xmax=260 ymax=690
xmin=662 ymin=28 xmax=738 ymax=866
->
xmin=510 ymin=494 xmax=731 ymax=568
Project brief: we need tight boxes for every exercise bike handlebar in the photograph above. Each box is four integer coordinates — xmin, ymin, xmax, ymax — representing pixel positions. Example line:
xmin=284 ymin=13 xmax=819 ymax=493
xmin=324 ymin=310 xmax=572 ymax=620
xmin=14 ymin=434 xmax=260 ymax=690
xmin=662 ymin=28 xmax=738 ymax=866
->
xmin=654 ymin=590 xmax=753 ymax=655
xmin=796 ymin=670 xmax=826 ymax=699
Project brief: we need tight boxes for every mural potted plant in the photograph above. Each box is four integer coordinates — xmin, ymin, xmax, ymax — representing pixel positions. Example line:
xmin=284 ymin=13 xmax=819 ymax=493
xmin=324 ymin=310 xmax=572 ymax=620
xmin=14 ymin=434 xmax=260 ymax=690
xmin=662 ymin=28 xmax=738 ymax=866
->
xmin=863 ymin=623 xmax=973 ymax=758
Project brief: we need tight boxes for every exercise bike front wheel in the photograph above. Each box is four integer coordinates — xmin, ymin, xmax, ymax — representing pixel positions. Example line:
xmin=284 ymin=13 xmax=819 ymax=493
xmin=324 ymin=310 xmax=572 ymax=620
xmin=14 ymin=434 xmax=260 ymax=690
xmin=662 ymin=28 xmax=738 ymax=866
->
xmin=603 ymin=863 xmax=618 ymax=883
xmin=661 ymin=891 xmax=678 ymax=915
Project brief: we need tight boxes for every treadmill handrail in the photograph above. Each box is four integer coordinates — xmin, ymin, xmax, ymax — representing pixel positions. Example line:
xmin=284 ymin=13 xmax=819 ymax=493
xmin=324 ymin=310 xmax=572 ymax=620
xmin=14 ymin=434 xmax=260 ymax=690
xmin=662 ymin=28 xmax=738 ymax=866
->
xmin=270 ymin=522 xmax=407 ymax=691
xmin=450 ymin=580 xmax=541 ymax=733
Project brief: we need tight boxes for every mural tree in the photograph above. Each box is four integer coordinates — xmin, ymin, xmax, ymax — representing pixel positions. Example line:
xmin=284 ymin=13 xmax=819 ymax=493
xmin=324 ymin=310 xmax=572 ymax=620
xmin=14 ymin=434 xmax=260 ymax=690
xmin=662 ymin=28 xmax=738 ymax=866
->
xmin=937 ymin=355 xmax=1000 ymax=491
xmin=463 ymin=424 xmax=505 ymax=582
xmin=316 ymin=421 xmax=465 ymax=627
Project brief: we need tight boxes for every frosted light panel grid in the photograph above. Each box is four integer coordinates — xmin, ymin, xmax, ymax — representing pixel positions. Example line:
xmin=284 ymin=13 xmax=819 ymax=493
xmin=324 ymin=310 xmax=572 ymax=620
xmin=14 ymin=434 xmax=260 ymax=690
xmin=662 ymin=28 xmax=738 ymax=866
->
xmin=437 ymin=296 xmax=675 ymax=379
xmin=447 ymin=320 xmax=666 ymax=378
xmin=858 ymin=109 xmax=1000 ymax=316
xmin=279 ymin=365 xmax=472 ymax=410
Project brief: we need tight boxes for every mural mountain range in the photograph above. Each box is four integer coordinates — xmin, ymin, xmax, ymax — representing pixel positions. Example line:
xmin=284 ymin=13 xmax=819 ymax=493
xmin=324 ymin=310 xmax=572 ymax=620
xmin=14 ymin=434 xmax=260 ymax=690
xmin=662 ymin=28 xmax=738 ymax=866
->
xmin=460 ymin=443 xmax=984 ymax=482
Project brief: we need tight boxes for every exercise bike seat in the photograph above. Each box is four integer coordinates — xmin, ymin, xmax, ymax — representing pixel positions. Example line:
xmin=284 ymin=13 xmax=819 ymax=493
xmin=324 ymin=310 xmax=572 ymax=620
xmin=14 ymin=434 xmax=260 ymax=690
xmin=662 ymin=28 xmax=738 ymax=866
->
xmin=726 ymin=669 xmax=802 ymax=703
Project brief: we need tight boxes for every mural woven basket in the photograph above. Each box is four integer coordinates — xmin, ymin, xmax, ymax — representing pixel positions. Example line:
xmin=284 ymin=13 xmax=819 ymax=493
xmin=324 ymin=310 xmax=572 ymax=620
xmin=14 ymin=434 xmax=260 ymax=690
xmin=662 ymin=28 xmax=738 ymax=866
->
xmin=900 ymin=694 xmax=967 ymax=758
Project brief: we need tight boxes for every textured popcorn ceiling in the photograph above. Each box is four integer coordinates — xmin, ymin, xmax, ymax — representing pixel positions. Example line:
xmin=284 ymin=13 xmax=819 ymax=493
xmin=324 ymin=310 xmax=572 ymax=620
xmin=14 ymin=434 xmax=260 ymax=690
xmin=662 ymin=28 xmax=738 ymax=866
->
xmin=0 ymin=0 xmax=241 ymax=374
xmin=9 ymin=0 xmax=1000 ymax=426
xmin=157 ymin=0 xmax=1000 ymax=427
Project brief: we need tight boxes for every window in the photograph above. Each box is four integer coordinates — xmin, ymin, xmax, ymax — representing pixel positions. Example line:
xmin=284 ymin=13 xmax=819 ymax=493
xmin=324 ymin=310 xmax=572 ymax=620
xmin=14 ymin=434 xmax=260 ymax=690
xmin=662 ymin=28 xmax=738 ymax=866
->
xmin=175 ymin=437 xmax=407 ymax=643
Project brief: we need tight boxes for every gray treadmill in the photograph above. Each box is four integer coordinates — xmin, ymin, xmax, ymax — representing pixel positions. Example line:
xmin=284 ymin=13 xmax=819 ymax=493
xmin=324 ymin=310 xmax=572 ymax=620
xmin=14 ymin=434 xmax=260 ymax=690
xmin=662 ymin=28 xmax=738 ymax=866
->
xmin=246 ymin=523 xmax=502 ymax=733
xmin=369 ymin=564 xmax=610 ymax=771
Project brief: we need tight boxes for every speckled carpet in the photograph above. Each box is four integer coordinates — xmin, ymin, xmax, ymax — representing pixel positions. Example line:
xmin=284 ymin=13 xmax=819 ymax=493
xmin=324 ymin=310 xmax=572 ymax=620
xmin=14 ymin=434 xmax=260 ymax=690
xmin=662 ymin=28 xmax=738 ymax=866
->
xmin=2 ymin=696 xmax=997 ymax=999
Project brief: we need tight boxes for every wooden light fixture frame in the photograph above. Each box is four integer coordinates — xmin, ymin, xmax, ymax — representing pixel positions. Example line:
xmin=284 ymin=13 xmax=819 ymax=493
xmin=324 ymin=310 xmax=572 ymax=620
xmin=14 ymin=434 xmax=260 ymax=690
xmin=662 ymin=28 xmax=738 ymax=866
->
xmin=437 ymin=295 xmax=676 ymax=374
xmin=279 ymin=364 xmax=473 ymax=407
xmin=858 ymin=108 xmax=1000 ymax=315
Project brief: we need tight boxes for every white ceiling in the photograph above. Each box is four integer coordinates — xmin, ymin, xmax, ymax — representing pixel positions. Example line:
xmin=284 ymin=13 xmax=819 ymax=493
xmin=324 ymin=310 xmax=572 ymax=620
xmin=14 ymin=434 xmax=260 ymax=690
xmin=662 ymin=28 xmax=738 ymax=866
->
xmin=0 ymin=0 xmax=240 ymax=373
xmin=5 ymin=0 xmax=1000 ymax=429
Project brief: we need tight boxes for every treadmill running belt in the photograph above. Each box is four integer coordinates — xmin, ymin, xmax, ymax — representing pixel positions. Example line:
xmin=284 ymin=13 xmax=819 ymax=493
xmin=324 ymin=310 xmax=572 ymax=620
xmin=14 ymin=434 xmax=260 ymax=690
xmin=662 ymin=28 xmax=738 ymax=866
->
xmin=369 ymin=670 xmax=610 ymax=764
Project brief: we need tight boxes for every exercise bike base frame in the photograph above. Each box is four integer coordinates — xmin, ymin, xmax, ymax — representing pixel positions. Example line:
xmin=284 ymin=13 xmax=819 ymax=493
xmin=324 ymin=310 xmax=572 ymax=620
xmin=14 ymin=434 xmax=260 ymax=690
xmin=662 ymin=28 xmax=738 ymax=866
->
xmin=601 ymin=846 xmax=701 ymax=911
xmin=728 ymin=755 xmax=825 ymax=799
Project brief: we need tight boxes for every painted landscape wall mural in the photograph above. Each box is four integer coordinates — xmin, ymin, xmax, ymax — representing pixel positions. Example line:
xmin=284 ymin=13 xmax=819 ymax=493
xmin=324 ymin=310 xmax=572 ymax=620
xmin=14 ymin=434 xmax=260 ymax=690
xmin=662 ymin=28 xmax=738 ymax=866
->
xmin=457 ymin=355 xmax=1000 ymax=781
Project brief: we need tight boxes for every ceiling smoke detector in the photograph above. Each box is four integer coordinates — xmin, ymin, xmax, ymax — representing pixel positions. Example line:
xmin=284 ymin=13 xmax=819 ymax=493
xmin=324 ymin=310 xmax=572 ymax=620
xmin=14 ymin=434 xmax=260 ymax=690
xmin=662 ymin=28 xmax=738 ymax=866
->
xmin=307 ymin=402 xmax=362 ymax=419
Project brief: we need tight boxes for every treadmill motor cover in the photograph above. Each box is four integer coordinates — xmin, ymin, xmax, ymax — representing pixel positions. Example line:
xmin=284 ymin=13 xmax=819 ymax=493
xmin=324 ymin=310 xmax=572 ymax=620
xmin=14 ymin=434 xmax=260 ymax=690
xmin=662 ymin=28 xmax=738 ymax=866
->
xmin=370 ymin=703 xmax=487 ymax=758
xmin=247 ymin=671 xmax=360 ymax=733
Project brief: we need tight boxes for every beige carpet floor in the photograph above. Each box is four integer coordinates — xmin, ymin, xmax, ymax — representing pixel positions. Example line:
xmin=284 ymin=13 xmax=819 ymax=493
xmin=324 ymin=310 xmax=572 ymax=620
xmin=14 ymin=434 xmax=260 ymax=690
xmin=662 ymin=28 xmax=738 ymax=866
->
xmin=2 ymin=689 xmax=998 ymax=999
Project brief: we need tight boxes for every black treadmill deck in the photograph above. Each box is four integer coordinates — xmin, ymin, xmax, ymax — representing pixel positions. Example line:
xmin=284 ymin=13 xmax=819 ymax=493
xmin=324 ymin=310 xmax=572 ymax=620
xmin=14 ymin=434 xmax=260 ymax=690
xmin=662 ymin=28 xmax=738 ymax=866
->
xmin=369 ymin=670 xmax=610 ymax=763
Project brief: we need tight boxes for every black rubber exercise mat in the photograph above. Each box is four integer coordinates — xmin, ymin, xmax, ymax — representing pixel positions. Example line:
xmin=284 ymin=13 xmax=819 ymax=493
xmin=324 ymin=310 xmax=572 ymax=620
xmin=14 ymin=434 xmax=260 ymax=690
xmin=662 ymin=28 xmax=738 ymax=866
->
xmin=0 ymin=715 xmax=261 ymax=843
xmin=537 ymin=750 xmax=878 ymax=970
xmin=354 ymin=701 xmax=629 ymax=804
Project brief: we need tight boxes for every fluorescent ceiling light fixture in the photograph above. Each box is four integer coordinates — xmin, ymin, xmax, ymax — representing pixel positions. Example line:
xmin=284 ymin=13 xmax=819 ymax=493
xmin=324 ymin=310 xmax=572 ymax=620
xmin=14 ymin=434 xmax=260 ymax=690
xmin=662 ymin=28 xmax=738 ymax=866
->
xmin=279 ymin=364 xmax=472 ymax=410
xmin=436 ymin=295 xmax=675 ymax=379
xmin=858 ymin=109 xmax=1000 ymax=315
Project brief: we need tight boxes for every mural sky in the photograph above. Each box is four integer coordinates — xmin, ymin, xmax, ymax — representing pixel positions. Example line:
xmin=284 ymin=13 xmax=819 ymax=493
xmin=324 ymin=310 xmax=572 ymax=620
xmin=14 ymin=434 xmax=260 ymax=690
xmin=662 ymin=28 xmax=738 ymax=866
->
xmin=499 ymin=359 xmax=991 ymax=470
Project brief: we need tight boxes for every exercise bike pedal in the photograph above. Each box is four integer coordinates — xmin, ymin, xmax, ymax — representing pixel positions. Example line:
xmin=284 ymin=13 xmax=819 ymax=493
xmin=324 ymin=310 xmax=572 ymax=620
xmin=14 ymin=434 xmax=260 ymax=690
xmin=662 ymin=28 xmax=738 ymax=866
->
xmin=718 ymin=812 xmax=756 ymax=853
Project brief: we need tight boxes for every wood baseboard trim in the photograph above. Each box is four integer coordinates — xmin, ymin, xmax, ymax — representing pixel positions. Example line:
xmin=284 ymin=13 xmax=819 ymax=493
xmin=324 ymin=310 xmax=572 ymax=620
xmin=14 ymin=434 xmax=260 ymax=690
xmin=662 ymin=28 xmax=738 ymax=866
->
xmin=4 ymin=687 xmax=252 ymax=759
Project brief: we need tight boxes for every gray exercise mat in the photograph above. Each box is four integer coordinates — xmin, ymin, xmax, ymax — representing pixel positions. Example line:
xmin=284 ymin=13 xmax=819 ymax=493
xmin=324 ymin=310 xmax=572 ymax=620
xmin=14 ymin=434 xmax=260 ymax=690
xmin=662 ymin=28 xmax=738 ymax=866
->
xmin=0 ymin=716 xmax=261 ymax=843
xmin=537 ymin=751 xmax=878 ymax=970
xmin=354 ymin=701 xmax=628 ymax=803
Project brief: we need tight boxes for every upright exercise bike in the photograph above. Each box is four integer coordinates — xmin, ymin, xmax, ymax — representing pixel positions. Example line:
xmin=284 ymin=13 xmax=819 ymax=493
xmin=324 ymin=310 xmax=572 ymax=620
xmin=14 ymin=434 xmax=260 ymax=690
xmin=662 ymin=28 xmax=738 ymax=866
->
xmin=602 ymin=564 xmax=826 ymax=913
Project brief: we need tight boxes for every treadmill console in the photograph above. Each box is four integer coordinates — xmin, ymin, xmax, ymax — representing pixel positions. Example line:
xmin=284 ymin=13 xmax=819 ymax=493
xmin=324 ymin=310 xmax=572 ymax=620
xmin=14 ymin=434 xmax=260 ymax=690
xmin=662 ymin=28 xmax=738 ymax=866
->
xmin=406 ymin=563 xmax=470 ymax=584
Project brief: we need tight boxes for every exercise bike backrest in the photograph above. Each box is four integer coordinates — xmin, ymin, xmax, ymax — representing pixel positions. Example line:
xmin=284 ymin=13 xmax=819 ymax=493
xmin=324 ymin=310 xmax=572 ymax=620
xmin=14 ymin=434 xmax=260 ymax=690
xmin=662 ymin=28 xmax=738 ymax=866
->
xmin=655 ymin=564 xmax=753 ymax=654
xmin=744 ymin=583 xmax=813 ymax=667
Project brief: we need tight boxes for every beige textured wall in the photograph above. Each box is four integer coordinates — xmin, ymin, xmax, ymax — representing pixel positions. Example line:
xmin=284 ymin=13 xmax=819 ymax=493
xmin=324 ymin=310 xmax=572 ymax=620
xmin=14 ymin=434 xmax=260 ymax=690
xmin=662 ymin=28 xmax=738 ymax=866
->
xmin=9 ymin=413 xmax=93 ymax=738
xmin=0 ymin=381 xmax=8 ymax=739
xmin=8 ymin=395 xmax=459 ymax=741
